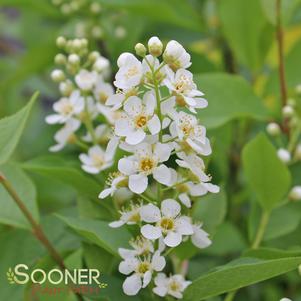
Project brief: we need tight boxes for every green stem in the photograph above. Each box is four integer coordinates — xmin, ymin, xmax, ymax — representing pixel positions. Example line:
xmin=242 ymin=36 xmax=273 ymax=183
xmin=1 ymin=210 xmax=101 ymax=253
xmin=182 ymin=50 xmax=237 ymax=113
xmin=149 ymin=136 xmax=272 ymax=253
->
xmin=223 ymin=211 xmax=270 ymax=301
xmin=140 ymin=193 xmax=155 ymax=203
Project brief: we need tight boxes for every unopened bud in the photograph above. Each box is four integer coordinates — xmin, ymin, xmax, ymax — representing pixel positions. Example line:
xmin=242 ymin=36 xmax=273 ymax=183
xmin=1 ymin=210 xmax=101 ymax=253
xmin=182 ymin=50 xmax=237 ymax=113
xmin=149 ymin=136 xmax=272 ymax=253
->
xmin=266 ymin=122 xmax=280 ymax=136
xmin=282 ymin=105 xmax=294 ymax=118
xmin=54 ymin=53 xmax=66 ymax=65
xmin=89 ymin=51 xmax=100 ymax=62
xmin=68 ymin=54 xmax=80 ymax=65
xmin=135 ymin=43 xmax=146 ymax=57
xmin=72 ymin=39 xmax=82 ymax=51
xmin=289 ymin=186 xmax=301 ymax=201
xmin=90 ymin=2 xmax=102 ymax=14
xmin=115 ymin=26 xmax=126 ymax=39
xmin=56 ymin=36 xmax=66 ymax=48
xmin=148 ymin=36 xmax=163 ymax=57
xmin=277 ymin=148 xmax=291 ymax=164
xmin=59 ymin=80 xmax=73 ymax=96
xmin=51 ymin=69 xmax=65 ymax=82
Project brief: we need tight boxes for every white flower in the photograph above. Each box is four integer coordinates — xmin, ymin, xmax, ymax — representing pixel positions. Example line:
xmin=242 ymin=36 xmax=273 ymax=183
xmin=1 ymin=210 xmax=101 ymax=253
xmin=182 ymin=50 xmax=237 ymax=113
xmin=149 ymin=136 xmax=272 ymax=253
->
xmin=79 ymin=137 xmax=118 ymax=174
xmin=119 ymin=236 xmax=154 ymax=259
xmin=277 ymin=148 xmax=291 ymax=164
xmin=266 ymin=122 xmax=280 ymax=136
xmin=142 ymin=55 xmax=167 ymax=85
xmin=280 ymin=299 xmax=292 ymax=301
xmin=45 ymin=90 xmax=84 ymax=124
xmin=289 ymin=186 xmax=301 ymax=201
xmin=153 ymin=273 xmax=191 ymax=299
xmin=140 ymin=199 xmax=193 ymax=247
xmin=109 ymin=203 xmax=142 ymax=228
xmin=191 ymin=223 xmax=212 ymax=249
xmin=114 ymin=53 xmax=143 ymax=90
xmin=82 ymin=124 xmax=108 ymax=143
xmin=118 ymin=142 xmax=172 ymax=194
xmin=119 ymin=251 xmax=166 ymax=296
xmin=49 ymin=118 xmax=80 ymax=152
xmin=170 ymin=111 xmax=211 ymax=156
xmin=93 ymin=56 xmax=110 ymax=73
xmin=75 ymin=69 xmax=97 ymax=91
xmin=148 ymin=36 xmax=163 ymax=56
xmin=164 ymin=68 xmax=207 ymax=113
xmin=115 ymin=92 xmax=161 ymax=145
xmin=99 ymin=172 xmax=128 ymax=199
xmin=163 ymin=40 xmax=191 ymax=70
xmin=93 ymin=77 xmax=114 ymax=104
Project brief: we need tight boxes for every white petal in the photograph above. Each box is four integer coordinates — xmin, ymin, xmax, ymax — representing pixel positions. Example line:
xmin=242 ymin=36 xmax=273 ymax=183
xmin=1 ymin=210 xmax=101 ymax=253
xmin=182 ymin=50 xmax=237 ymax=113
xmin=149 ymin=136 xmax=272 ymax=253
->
xmin=119 ymin=258 xmax=139 ymax=275
xmin=122 ymin=274 xmax=142 ymax=296
xmin=124 ymin=96 xmax=143 ymax=116
xmin=161 ymin=199 xmax=181 ymax=218
xmin=129 ymin=174 xmax=148 ymax=194
xmin=98 ymin=188 xmax=112 ymax=199
xmin=140 ymin=204 xmax=161 ymax=223
xmin=192 ymin=226 xmax=212 ymax=249
xmin=154 ymin=143 xmax=171 ymax=162
xmin=153 ymin=165 xmax=171 ymax=186
xmin=153 ymin=285 xmax=168 ymax=297
xmin=164 ymin=231 xmax=182 ymax=247
xmin=45 ymin=114 xmax=62 ymax=124
xmin=118 ymin=158 xmax=137 ymax=175
xmin=142 ymin=271 xmax=152 ymax=288
xmin=151 ymin=251 xmax=166 ymax=271
xmin=204 ymin=183 xmax=220 ymax=193
xmin=147 ymin=115 xmax=161 ymax=135
xmin=175 ymin=217 xmax=194 ymax=235
xmin=179 ymin=193 xmax=191 ymax=208
xmin=125 ymin=129 xmax=146 ymax=145
xmin=118 ymin=248 xmax=137 ymax=259
xmin=109 ymin=220 xmax=125 ymax=228
xmin=141 ymin=225 xmax=162 ymax=240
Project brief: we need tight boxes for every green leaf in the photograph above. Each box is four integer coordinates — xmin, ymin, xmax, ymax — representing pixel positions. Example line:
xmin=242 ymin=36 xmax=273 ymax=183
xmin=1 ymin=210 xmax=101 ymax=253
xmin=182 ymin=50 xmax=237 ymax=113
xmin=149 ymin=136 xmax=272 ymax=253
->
xmin=56 ymin=215 xmax=132 ymax=257
xmin=218 ymin=0 xmax=273 ymax=70
xmin=96 ymin=0 xmax=202 ymax=31
xmin=193 ymin=188 xmax=227 ymax=235
xmin=0 ymin=92 xmax=38 ymax=165
xmin=0 ymin=164 xmax=39 ymax=229
xmin=195 ymin=73 xmax=269 ymax=129
xmin=242 ymin=133 xmax=291 ymax=211
xmin=184 ymin=254 xmax=301 ymax=300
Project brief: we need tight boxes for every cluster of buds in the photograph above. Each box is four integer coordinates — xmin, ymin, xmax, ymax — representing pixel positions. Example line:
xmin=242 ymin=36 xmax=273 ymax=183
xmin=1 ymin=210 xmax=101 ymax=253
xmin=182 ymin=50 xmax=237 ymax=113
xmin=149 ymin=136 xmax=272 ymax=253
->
xmin=47 ymin=37 xmax=119 ymax=174
xmin=95 ymin=37 xmax=219 ymax=297
xmin=266 ymin=85 xmax=301 ymax=202
xmin=52 ymin=0 xmax=101 ymax=15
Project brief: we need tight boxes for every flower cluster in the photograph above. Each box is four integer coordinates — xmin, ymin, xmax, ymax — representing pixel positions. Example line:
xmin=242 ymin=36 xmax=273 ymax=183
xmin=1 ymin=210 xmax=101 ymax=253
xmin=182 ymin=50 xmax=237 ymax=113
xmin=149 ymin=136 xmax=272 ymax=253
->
xmin=266 ymin=86 xmax=301 ymax=201
xmin=99 ymin=37 xmax=219 ymax=297
xmin=46 ymin=37 xmax=119 ymax=174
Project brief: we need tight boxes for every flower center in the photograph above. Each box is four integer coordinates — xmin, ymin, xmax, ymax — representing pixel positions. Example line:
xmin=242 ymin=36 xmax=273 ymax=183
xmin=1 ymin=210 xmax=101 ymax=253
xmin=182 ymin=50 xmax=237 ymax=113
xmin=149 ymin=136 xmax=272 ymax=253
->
xmin=137 ymin=261 xmax=150 ymax=274
xmin=91 ymin=154 xmax=105 ymax=168
xmin=128 ymin=210 xmax=141 ymax=223
xmin=61 ymin=103 xmax=74 ymax=115
xmin=126 ymin=66 xmax=139 ymax=78
xmin=135 ymin=115 xmax=148 ymax=128
xmin=160 ymin=217 xmax=175 ymax=232
xmin=98 ymin=92 xmax=108 ymax=103
xmin=175 ymin=76 xmax=192 ymax=93
xmin=139 ymin=157 xmax=155 ymax=174
xmin=180 ymin=122 xmax=193 ymax=136
xmin=169 ymin=280 xmax=181 ymax=292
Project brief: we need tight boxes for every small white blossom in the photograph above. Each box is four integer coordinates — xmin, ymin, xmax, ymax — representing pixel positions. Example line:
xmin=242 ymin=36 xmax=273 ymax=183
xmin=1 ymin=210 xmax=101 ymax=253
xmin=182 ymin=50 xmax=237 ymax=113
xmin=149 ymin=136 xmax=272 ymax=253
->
xmin=118 ymin=142 xmax=172 ymax=193
xmin=109 ymin=203 xmax=142 ymax=228
xmin=289 ymin=186 xmax=301 ymax=201
xmin=280 ymin=298 xmax=292 ymax=301
xmin=153 ymin=273 xmax=191 ymax=299
xmin=93 ymin=56 xmax=110 ymax=73
xmin=119 ymin=236 xmax=154 ymax=259
xmin=75 ymin=69 xmax=97 ymax=91
xmin=277 ymin=148 xmax=291 ymax=164
xmin=164 ymin=68 xmax=207 ymax=113
xmin=148 ymin=36 xmax=163 ymax=56
xmin=140 ymin=199 xmax=194 ymax=247
xmin=191 ymin=223 xmax=212 ymax=249
xmin=170 ymin=111 xmax=211 ymax=156
xmin=115 ymin=92 xmax=161 ymax=145
xmin=46 ymin=90 xmax=84 ymax=124
xmin=49 ymin=118 xmax=80 ymax=152
xmin=79 ymin=137 xmax=118 ymax=174
xmin=119 ymin=251 xmax=166 ymax=296
xmin=114 ymin=53 xmax=143 ymax=90
xmin=163 ymin=40 xmax=191 ymax=70
xmin=99 ymin=172 xmax=128 ymax=199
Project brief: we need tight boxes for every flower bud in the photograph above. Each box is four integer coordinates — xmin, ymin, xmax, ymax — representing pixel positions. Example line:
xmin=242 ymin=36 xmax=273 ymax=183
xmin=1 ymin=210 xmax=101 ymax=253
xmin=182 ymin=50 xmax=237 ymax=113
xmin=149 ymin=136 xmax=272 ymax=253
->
xmin=54 ymin=53 xmax=66 ymax=65
xmin=282 ymin=105 xmax=294 ymax=118
xmin=89 ymin=51 xmax=100 ymax=62
xmin=68 ymin=54 xmax=80 ymax=65
xmin=93 ymin=56 xmax=110 ymax=72
xmin=280 ymin=299 xmax=292 ymax=301
xmin=289 ymin=186 xmax=301 ymax=201
xmin=92 ymin=26 xmax=103 ymax=38
xmin=61 ymin=4 xmax=71 ymax=14
xmin=135 ymin=43 xmax=146 ymax=57
xmin=72 ymin=39 xmax=82 ymax=51
xmin=148 ymin=36 xmax=163 ymax=57
xmin=56 ymin=36 xmax=66 ymax=48
xmin=266 ymin=122 xmax=280 ymax=136
xmin=277 ymin=148 xmax=291 ymax=164
xmin=115 ymin=26 xmax=126 ymax=39
xmin=59 ymin=80 xmax=73 ymax=96
xmin=51 ymin=69 xmax=65 ymax=82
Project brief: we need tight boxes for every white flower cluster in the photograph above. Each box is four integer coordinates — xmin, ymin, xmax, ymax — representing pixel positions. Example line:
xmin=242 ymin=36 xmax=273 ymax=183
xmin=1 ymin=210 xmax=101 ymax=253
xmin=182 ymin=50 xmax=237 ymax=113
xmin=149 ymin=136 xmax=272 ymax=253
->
xmin=266 ymin=87 xmax=301 ymax=202
xmin=46 ymin=37 xmax=119 ymax=175
xmin=98 ymin=37 xmax=219 ymax=297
